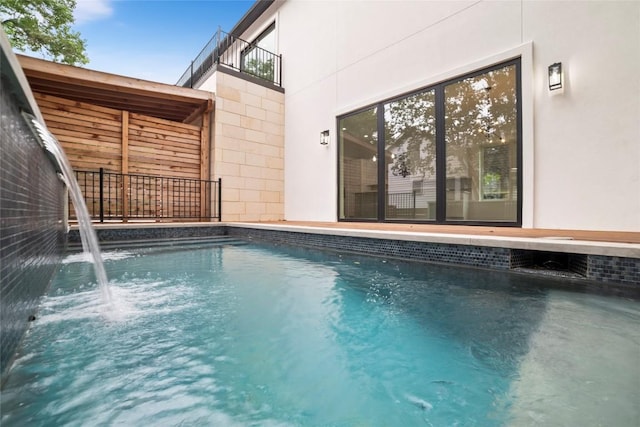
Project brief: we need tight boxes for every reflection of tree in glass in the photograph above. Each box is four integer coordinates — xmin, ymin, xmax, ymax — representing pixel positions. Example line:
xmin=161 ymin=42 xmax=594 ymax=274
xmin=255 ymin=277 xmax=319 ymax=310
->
xmin=390 ymin=152 xmax=411 ymax=177
xmin=340 ymin=108 xmax=378 ymax=147
xmin=385 ymin=90 xmax=436 ymax=178
xmin=445 ymin=65 xmax=517 ymax=177
xmin=340 ymin=64 xmax=516 ymax=180
xmin=244 ymin=58 xmax=274 ymax=82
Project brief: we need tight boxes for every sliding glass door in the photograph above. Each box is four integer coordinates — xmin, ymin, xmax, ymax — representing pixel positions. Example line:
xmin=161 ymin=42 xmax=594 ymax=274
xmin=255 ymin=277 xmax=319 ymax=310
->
xmin=338 ymin=59 xmax=521 ymax=225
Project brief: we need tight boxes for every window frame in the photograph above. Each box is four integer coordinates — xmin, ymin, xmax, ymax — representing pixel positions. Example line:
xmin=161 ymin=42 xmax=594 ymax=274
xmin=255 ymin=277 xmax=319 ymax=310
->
xmin=337 ymin=58 xmax=522 ymax=226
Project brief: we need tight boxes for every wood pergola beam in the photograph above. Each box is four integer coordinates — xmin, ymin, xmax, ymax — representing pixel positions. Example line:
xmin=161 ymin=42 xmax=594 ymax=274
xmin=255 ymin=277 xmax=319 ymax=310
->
xmin=18 ymin=55 xmax=214 ymax=123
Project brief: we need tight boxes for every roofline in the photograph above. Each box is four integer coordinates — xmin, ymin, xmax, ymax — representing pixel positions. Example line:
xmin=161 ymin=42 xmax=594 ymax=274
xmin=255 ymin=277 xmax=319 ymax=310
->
xmin=17 ymin=54 xmax=214 ymax=104
xmin=228 ymin=0 xmax=275 ymax=38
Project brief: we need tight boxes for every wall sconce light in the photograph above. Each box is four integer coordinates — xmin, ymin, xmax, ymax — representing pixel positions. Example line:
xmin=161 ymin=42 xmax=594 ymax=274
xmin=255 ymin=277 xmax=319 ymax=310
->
xmin=320 ymin=130 xmax=330 ymax=145
xmin=548 ymin=62 xmax=563 ymax=91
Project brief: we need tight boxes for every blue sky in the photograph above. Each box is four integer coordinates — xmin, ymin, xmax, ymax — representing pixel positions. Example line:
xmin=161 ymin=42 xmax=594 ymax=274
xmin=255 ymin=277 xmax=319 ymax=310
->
xmin=71 ymin=0 xmax=255 ymax=84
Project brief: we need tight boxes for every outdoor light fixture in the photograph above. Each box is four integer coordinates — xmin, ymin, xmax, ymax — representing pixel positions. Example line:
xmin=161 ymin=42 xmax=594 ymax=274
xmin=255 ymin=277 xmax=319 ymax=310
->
xmin=320 ymin=130 xmax=330 ymax=145
xmin=548 ymin=62 xmax=563 ymax=91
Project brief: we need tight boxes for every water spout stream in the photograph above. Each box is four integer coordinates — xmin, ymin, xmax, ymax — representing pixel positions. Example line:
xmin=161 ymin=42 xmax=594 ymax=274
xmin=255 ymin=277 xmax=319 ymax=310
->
xmin=24 ymin=113 xmax=113 ymax=306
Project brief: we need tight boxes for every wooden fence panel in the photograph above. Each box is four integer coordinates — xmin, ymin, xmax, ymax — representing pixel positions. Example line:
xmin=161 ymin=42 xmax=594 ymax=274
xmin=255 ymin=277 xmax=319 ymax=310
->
xmin=35 ymin=92 xmax=210 ymax=221
xmin=36 ymin=92 xmax=123 ymax=172
xmin=128 ymin=113 xmax=201 ymax=179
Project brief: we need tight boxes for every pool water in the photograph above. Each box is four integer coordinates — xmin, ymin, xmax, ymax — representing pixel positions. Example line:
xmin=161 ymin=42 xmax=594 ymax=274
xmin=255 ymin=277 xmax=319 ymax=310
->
xmin=2 ymin=241 xmax=639 ymax=426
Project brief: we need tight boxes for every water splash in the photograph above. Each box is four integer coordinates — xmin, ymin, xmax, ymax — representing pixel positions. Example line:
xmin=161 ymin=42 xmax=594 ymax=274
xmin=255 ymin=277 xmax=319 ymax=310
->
xmin=23 ymin=112 xmax=113 ymax=306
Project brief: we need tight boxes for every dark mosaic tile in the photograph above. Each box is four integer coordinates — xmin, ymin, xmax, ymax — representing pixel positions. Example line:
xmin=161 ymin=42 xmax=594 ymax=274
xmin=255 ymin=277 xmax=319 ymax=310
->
xmin=588 ymin=255 xmax=640 ymax=286
xmin=68 ymin=226 xmax=640 ymax=290
xmin=225 ymin=227 xmax=639 ymax=288
xmin=1 ymin=76 xmax=66 ymax=383
xmin=226 ymin=227 xmax=512 ymax=270
xmin=67 ymin=225 xmax=227 ymax=243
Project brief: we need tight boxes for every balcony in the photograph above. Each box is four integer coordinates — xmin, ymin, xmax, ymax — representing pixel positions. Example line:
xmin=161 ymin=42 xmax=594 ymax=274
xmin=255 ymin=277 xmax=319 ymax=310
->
xmin=177 ymin=28 xmax=282 ymax=89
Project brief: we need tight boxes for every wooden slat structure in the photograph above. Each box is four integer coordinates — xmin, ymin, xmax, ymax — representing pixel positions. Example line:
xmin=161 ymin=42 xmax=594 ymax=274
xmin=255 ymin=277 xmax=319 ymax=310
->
xmin=18 ymin=55 xmax=213 ymax=122
xmin=18 ymin=55 xmax=215 ymax=222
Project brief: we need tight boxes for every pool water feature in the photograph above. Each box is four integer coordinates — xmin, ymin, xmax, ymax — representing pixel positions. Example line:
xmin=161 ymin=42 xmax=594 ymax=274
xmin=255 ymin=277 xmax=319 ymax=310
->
xmin=23 ymin=112 xmax=112 ymax=306
xmin=1 ymin=241 xmax=638 ymax=426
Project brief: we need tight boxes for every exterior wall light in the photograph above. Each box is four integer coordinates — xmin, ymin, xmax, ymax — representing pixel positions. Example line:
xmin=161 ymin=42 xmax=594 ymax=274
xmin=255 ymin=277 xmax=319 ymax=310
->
xmin=320 ymin=130 xmax=330 ymax=145
xmin=548 ymin=62 xmax=563 ymax=91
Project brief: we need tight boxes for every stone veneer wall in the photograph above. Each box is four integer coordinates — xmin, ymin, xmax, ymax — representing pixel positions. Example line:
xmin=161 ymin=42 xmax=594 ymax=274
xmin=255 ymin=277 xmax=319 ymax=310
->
xmin=0 ymin=75 xmax=66 ymax=383
xmin=212 ymin=71 xmax=285 ymax=221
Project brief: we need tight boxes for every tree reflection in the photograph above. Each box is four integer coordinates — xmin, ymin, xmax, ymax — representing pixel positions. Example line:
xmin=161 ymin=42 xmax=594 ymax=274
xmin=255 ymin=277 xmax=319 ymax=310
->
xmin=445 ymin=65 xmax=517 ymax=182
xmin=385 ymin=91 xmax=436 ymax=178
xmin=339 ymin=62 xmax=519 ymax=221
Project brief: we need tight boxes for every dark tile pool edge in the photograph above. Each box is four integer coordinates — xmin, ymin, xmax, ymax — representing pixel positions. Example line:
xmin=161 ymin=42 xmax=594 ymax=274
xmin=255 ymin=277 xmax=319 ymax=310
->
xmin=67 ymin=224 xmax=640 ymax=290
xmin=227 ymin=226 xmax=640 ymax=291
xmin=67 ymin=225 xmax=227 ymax=243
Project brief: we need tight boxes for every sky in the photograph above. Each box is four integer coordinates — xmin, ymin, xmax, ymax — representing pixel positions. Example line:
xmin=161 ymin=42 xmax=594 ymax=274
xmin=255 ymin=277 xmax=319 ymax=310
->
xmin=67 ymin=0 xmax=255 ymax=84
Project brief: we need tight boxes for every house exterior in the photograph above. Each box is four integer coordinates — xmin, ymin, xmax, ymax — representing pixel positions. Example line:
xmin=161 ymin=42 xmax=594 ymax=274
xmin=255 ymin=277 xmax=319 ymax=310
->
xmin=191 ymin=0 xmax=640 ymax=232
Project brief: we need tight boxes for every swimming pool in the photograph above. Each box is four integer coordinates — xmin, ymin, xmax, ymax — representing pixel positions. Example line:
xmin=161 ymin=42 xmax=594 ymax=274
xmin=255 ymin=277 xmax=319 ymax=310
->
xmin=2 ymin=239 xmax=638 ymax=426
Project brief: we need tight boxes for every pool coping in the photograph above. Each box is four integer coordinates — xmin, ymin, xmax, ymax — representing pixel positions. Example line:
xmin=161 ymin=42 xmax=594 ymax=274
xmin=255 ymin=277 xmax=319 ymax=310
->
xmin=68 ymin=222 xmax=640 ymax=288
xmin=75 ymin=221 xmax=640 ymax=259
xmin=224 ymin=222 xmax=640 ymax=259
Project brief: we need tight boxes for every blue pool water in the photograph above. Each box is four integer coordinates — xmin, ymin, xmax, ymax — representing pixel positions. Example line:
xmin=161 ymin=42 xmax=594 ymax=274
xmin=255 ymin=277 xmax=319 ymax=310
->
xmin=2 ymin=241 xmax=639 ymax=426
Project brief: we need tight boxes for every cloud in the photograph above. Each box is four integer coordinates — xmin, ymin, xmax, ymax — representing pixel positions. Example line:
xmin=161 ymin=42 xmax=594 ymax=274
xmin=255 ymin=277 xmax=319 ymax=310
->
xmin=74 ymin=0 xmax=114 ymax=24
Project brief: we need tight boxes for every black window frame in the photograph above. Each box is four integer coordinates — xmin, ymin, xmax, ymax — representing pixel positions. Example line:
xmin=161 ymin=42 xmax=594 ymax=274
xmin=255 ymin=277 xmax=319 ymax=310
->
xmin=337 ymin=58 xmax=523 ymax=226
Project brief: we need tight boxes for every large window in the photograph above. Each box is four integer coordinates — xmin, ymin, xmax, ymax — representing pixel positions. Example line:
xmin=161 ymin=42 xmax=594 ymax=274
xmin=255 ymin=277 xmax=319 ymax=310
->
xmin=338 ymin=59 xmax=521 ymax=225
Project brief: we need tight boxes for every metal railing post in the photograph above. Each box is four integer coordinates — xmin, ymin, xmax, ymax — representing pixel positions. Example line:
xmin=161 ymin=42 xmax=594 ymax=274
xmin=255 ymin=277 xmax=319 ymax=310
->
xmin=99 ymin=168 xmax=104 ymax=223
xmin=413 ymin=191 xmax=416 ymax=218
xmin=216 ymin=26 xmax=221 ymax=65
xmin=190 ymin=61 xmax=194 ymax=88
xmin=218 ymin=177 xmax=222 ymax=222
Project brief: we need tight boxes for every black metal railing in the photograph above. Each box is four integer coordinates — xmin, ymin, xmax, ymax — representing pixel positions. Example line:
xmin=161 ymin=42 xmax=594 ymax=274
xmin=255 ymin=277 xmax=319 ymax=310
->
xmin=386 ymin=192 xmax=417 ymax=218
xmin=72 ymin=169 xmax=221 ymax=222
xmin=177 ymin=28 xmax=282 ymax=88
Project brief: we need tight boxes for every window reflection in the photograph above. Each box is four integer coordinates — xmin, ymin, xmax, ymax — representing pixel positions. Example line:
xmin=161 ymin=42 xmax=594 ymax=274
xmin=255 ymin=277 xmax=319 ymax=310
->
xmin=444 ymin=64 xmax=518 ymax=222
xmin=384 ymin=90 xmax=436 ymax=220
xmin=339 ymin=107 xmax=379 ymax=219
xmin=337 ymin=60 xmax=520 ymax=224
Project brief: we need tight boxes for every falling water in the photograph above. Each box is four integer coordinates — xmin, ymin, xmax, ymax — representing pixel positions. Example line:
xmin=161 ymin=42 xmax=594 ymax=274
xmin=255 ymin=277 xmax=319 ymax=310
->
xmin=24 ymin=113 xmax=113 ymax=306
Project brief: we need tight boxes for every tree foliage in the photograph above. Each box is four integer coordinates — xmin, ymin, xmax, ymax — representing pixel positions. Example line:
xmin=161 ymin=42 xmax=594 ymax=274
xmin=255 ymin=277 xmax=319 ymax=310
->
xmin=243 ymin=57 xmax=275 ymax=82
xmin=1 ymin=0 xmax=88 ymax=65
xmin=341 ymin=65 xmax=517 ymax=181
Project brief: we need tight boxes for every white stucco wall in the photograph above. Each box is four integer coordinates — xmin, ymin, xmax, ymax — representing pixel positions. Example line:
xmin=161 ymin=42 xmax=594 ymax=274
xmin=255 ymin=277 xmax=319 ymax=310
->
xmin=238 ymin=0 xmax=639 ymax=231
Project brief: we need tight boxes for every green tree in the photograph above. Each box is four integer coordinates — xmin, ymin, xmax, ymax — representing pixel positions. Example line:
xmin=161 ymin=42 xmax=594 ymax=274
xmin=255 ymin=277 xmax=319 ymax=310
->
xmin=1 ymin=0 xmax=88 ymax=65
xmin=243 ymin=57 xmax=274 ymax=82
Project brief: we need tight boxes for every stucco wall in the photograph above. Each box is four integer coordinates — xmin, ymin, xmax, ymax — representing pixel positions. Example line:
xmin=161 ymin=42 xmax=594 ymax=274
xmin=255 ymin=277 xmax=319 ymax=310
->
xmin=237 ymin=0 xmax=639 ymax=231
